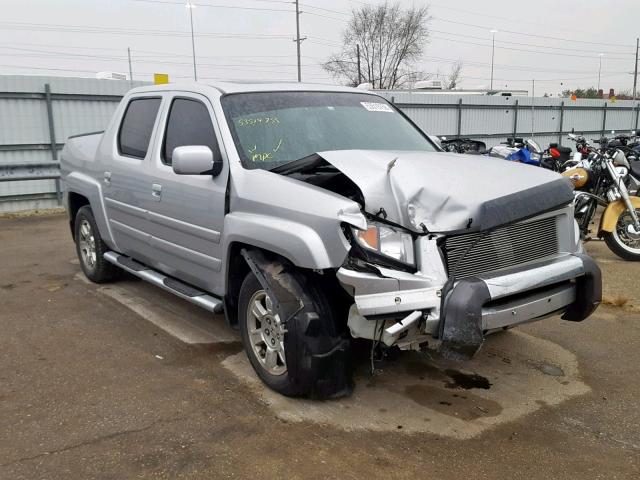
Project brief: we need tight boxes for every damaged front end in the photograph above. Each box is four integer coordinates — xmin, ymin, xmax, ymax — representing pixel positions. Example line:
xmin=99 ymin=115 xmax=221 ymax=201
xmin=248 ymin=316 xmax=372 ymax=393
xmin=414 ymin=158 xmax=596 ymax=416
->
xmin=337 ymin=206 xmax=601 ymax=360
xmin=272 ymin=149 xmax=601 ymax=360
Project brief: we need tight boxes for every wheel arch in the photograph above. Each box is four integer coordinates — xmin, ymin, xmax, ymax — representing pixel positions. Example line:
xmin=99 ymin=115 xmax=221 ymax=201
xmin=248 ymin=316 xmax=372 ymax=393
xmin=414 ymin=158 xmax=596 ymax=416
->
xmin=222 ymin=241 xmax=301 ymax=328
xmin=67 ymin=191 xmax=90 ymax=241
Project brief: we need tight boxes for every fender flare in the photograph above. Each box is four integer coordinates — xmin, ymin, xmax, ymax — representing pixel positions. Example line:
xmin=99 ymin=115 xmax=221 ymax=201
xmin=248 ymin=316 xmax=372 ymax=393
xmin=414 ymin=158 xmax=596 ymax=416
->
xmin=598 ymin=196 xmax=640 ymax=235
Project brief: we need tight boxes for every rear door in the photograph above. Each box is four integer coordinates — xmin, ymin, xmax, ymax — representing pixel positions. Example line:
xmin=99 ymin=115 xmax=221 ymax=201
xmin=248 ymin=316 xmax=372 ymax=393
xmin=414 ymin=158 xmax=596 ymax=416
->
xmin=141 ymin=93 xmax=228 ymax=294
xmin=103 ymin=96 xmax=162 ymax=264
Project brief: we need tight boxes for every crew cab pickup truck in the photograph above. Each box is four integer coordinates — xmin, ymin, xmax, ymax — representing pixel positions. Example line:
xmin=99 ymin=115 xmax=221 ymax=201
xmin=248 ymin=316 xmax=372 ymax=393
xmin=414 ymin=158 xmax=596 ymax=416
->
xmin=61 ymin=82 xmax=601 ymax=398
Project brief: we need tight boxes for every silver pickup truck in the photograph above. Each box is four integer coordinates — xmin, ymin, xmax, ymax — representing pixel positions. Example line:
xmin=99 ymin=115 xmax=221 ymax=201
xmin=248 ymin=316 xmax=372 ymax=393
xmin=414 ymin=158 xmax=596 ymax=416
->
xmin=61 ymin=82 xmax=601 ymax=398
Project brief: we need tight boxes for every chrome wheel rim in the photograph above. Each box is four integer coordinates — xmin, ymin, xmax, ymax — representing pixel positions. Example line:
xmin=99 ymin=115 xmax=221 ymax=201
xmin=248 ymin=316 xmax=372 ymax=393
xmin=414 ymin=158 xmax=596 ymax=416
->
xmin=245 ymin=290 xmax=287 ymax=376
xmin=78 ymin=219 xmax=97 ymax=271
xmin=613 ymin=209 xmax=640 ymax=253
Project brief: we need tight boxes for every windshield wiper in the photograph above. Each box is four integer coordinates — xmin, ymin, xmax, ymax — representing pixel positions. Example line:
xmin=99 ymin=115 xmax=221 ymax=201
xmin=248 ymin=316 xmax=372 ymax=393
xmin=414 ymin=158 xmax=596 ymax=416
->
xmin=268 ymin=153 xmax=328 ymax=175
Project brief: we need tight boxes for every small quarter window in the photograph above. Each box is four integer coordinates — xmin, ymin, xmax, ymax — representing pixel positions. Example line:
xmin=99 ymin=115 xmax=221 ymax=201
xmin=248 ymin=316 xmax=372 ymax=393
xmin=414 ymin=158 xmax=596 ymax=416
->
xmin=118 ymin=97 xmax=161 ymax=159
xmin=163 ymin=98 xmax=220 ymax=165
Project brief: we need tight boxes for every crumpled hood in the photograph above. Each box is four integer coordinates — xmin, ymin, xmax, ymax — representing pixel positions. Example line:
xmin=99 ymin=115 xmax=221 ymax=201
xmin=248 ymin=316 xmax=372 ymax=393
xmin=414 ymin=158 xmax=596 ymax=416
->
xmin=316 ymin=149 xmax=574 ymax=234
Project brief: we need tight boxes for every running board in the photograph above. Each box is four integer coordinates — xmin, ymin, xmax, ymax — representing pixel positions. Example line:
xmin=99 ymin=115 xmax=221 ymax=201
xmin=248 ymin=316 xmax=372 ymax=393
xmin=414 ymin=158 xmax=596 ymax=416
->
xmin=103 ymin=251 xmax=224 ymax=314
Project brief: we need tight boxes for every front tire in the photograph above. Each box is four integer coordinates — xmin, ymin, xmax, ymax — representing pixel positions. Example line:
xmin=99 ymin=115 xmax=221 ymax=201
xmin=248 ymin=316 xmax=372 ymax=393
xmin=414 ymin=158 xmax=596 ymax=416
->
xmin=75 ymin=206 xmax=120 ymax=282
xmin=237 ymin=269 xmax=352 ymax=399
xmin=602 ymin=207 xmax=640 ymax=261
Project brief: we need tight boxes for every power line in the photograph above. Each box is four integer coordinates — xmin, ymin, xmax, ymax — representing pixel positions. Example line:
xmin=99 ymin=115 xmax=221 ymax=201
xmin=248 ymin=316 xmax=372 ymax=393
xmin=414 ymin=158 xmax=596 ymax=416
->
xmin=132 ymin=0 xmax=294 ymax=13
xmin=0 ymin=41 xmax=325 ymax=60
xmin=431 ymin=35 xmax=632 ymax=61
xmin=433 ymin=17 xmax=636 ymax=48
xmin=298 ymin=1 xmax=635 ymax=49
xmin=429 ymin=29 xmax=634 ymax=56
xmin=0 ymin=21 xmax=292 ymax=39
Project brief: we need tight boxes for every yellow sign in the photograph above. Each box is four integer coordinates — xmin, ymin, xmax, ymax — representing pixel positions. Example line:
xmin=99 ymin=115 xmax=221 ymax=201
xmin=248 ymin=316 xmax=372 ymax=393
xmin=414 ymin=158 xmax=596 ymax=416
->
xmin=154 ymin=73 xmax=169 ymax=85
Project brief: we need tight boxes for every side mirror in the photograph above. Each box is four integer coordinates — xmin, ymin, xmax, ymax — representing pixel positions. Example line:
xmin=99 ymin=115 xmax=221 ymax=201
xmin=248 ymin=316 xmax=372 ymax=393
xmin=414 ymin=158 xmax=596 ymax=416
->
xmin=172 ymin=145 xmax=216 ymax=175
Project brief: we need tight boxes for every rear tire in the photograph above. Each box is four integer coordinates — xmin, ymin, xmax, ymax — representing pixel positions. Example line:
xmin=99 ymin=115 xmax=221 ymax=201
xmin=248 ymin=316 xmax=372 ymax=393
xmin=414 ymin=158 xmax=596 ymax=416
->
xmin=75 ymin=206 xmax=120 ymax=283
xmin=237 ymin=268 xmax=352 ymax=399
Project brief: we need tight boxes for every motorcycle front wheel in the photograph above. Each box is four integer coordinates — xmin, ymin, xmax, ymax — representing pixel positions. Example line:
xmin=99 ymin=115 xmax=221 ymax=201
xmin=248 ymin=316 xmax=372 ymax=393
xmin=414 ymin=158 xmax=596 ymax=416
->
xmin=603 ymin=207 xmax=640 ymax=261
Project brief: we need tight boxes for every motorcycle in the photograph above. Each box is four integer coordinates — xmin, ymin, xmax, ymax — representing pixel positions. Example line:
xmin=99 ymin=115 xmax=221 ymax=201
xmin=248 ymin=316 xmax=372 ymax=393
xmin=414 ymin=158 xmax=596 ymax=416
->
xmin=439 ymin=136 xmax=487 ymax=154
xmin=540 ymin=143 xmax=573 ymax=172
xmin=441 ymin=136 xmax=555 ymax=168
xmin=564 ymin=134 xmax=640 ymax=260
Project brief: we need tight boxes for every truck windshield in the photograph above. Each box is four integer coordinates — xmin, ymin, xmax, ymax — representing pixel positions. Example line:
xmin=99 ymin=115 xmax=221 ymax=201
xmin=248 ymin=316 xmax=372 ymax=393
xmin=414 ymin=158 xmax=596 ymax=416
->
xmin=221 ymin=91 xmax=436 ymax=170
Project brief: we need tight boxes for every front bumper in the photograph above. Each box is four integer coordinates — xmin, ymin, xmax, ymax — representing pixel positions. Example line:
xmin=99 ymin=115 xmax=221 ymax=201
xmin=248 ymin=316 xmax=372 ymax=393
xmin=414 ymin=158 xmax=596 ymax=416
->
xmin=337 ymin=252 xmax=601 ymax=358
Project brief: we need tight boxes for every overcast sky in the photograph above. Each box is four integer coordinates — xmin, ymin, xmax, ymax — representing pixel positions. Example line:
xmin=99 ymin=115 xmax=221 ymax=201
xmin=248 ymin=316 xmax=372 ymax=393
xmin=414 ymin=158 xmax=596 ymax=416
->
xmin=0 ymin=0 xmax=638 ymax=95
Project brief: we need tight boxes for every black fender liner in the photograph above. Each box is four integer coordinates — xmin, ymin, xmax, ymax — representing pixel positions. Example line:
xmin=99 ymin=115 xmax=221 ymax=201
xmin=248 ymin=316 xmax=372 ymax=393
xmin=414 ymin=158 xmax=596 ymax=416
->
xmin=562 ymin=253 xmax=602 ymax=321
xmin=438 ymin=277 xmax=491 ymax=360
xmin=241 ymin=249 xmax=352 ymax=398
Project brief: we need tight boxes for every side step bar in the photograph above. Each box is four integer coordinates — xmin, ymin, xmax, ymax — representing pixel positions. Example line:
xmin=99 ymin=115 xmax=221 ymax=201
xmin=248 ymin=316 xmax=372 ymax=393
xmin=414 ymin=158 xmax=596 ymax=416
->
xmin=103 ymin=251 xmax=224 ymax=314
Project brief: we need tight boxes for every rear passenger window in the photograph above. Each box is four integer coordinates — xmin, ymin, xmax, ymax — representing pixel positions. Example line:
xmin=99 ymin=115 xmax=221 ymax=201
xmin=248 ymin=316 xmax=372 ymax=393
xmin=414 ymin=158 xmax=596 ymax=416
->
xmin=163 ymin=98 xmax=220 ymax=165
xmin=118 ymin=97 xmax=161 ymax=158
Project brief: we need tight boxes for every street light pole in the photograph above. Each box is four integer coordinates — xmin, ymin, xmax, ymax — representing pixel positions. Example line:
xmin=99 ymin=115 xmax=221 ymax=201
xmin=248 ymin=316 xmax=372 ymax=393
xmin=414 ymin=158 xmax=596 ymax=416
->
xmin=633 ymin=38 xmax=638 ymax=100
xmin=127 ymin=47 xmax=133 ymax=87
xmin=490 ymin=29 xmax=498 ymax=91
xmin=294 ymin=0 xmax=302 ymax=82
xmin=597 ymin=53 xmax=604 ymax=92
xmin=186 ymin=1 xmax=197 ymax=81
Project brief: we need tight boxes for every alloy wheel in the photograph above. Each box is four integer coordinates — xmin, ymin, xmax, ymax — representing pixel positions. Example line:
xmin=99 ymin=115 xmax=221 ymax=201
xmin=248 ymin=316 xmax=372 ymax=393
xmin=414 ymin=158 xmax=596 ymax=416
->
xmin=245 ymin=290 xmax=287 ymax=376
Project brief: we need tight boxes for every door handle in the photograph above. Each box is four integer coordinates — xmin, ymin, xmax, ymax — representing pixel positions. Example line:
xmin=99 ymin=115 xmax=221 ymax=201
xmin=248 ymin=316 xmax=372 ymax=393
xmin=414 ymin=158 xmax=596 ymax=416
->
xmin=151 ymin=183 xmax=162 ymax=201
xmin=103 ymin=171 xmax=112 ymax=185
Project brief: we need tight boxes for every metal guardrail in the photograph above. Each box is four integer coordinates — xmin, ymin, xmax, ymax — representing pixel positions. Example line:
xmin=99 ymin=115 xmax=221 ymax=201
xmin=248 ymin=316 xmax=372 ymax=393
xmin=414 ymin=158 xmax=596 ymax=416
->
xmin=0 ymin=162 xmax=60 ymax=182
xmin=0 ymin=161 xmax=61 ymax=204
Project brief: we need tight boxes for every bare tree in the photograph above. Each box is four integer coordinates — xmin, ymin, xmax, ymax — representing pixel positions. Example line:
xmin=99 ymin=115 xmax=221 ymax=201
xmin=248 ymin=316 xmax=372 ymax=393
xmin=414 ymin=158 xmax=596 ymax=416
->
xmin=323 ymin=2 xmax=431 ymax=89
xmin=445 ymin=61 xmax=463 ymax=89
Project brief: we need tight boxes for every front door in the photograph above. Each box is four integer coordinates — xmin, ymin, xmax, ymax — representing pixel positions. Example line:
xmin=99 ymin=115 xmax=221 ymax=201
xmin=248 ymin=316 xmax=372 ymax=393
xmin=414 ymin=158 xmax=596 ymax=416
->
xmin=141 ymin=93 xmax=228 ymax=294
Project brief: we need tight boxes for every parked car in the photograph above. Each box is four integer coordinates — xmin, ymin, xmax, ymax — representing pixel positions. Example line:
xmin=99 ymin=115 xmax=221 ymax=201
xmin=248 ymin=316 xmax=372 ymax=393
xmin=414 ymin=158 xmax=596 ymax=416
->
xmin=60 ymin=82 xmax=601 ymax=398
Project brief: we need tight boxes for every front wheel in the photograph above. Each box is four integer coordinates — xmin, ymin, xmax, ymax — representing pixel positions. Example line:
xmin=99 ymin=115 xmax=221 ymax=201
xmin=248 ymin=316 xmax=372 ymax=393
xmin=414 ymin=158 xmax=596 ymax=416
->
xmin=237 ymin=268 xmax=352 ymax=399
xmin=602 ymin=207 xmax=640 ymax=261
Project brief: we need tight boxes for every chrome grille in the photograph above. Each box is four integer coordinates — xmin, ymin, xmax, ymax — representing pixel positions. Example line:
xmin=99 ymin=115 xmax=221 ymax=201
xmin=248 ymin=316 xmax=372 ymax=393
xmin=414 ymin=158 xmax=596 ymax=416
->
xmin=443 ymin=216 xmax=559 ymax=279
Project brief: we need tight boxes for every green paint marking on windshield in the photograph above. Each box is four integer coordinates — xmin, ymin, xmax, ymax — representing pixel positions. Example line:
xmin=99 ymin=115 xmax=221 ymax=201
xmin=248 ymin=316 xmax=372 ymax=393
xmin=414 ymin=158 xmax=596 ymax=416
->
xmin=238 ymin=116 xmax=280 ymax=127
xmin=247 ymin=139 xmax=284 ymax=162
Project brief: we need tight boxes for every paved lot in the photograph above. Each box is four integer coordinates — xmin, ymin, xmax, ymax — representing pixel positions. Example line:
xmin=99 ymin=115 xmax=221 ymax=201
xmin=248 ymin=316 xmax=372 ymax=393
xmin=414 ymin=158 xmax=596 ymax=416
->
xmin=0 ymin=213 xmax=639 ymax=479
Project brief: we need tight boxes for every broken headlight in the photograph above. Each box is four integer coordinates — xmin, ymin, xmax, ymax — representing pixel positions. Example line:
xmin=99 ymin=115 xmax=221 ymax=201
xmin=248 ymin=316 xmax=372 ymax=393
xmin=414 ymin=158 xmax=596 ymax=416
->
xmin=351 ymin=221 xmax=415 ymax=267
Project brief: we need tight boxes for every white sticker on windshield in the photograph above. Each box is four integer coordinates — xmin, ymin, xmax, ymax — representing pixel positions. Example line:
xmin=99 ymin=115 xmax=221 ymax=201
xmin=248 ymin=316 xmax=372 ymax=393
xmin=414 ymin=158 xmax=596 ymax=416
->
xmin=360 ymin=101 xmax=394 ymax=112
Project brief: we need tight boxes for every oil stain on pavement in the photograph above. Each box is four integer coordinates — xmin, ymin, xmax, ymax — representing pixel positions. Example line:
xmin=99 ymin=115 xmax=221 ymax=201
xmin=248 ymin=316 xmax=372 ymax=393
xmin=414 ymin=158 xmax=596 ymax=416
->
xmin=222 ymin=330 xmax=590 ymax=439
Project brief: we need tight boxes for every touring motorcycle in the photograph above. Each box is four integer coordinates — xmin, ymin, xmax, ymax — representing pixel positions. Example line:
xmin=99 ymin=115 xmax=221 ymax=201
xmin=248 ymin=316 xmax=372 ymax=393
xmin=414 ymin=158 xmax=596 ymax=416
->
xmin=564 ymin=133 xmax=640 ymax=260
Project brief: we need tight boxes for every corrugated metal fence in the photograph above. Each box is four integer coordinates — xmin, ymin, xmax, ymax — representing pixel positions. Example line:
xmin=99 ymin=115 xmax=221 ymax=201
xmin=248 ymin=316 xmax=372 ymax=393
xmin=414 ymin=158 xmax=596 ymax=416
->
xmin=1 ymin=75 xmax=640 ymax=213
xmin=379 ymin=90 xmax=640 ymax=150
xmin=0 ymin=75 xmax=147 ymax=213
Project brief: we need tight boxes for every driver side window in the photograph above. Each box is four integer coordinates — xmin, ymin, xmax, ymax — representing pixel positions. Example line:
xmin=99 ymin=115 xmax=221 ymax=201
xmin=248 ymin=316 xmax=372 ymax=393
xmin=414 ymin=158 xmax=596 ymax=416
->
xmin=162 ymin=98 xmax=221 ymax=167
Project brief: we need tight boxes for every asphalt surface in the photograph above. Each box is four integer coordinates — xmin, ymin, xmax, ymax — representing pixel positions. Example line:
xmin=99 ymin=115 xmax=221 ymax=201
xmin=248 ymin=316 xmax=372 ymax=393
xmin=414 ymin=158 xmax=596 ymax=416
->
xmin=0 ymin=213 xmax=639 ymax=479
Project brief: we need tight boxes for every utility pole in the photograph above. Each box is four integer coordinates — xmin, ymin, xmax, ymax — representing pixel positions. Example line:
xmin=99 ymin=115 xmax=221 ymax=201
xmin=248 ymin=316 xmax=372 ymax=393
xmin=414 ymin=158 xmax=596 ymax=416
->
xmin=356 ymin=44 xmax=362 ymax=85
xmin=490 ymin=29 xmax=497 ymax=90
xmin=127 ymin=47 xmax=133 ymax=86
xmin=633 ymin=37 xmax=639 ymax=100
xmin=294 ymin=0 xmax=304 ymax=82
xmin=186 ymin=1 xmax=197 ymax=81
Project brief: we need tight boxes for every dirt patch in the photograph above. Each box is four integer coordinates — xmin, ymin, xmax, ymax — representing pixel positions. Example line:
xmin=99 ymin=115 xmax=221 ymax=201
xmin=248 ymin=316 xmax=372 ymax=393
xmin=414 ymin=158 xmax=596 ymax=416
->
xmin=602 ymin=294 xmax=629 ymax=308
